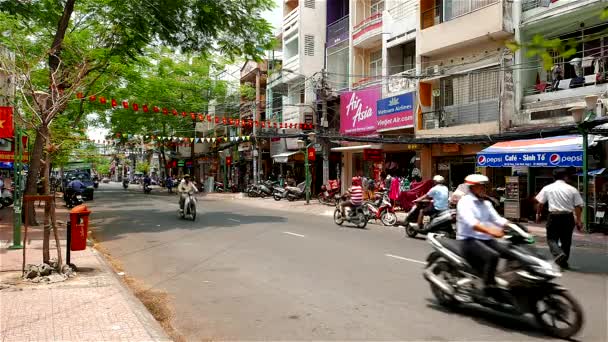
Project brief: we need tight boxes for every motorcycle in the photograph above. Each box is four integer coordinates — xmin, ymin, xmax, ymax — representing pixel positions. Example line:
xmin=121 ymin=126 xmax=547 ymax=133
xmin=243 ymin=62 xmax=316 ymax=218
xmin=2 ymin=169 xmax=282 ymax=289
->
xmin=64 ymin=189 xmax=84 ymax=208
xmin=93 ymin=176 xmax=99 ymax=189
xmin=318 ymin=179 xmax=341 ymax=206
xmin=215 ymin=181 xmax=225 ymax=193
xmin=122 ymin=179 xmax=129 ymax=189
xmin=272 ymin=184 xmax=288 ymax=201
xmin=400 ymin=199 xmax=456 ymax=239
xmin=285 ymin=181 xmax=306 ymax=201
xmin=143 ymin=184 xmax=152 ymax=194
xmin=256 ymin=180 xmax=276 ymax=198
xmin=423 ymin=224 xmax=584 ymax=339
xmin=364 ymin=191 xmax=397 ymax=226
xmin=179 ymin=191 xmax=197 ymax=221
xmin=0 ymin=188 xmax=13 ymax=208
xmin=333 ymin=195 xmax=369 ymax=229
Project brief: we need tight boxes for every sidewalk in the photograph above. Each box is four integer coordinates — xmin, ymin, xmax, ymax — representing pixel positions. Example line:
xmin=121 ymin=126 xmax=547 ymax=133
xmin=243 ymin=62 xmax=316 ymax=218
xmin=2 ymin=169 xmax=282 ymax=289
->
xmin=0 ymin=203 xmax=169 ymax=341
xmin=204 ymin=192 xmax=608 ymax=250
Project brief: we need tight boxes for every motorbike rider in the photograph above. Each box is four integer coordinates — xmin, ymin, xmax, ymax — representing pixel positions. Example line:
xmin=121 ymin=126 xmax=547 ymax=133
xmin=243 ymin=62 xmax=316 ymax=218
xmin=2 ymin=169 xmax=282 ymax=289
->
xmin=415 ymin=175 xmax=449 ymax=228
xmin=143 ymin=174 xmax=151 ymax=187
xmin=340 ymin=176 xmax=363 ymax=217
xmin=178 ymin=174 xmax=198 ymax=212
xmin=67 ymin=177 xmax=85 ymax=194
xmin=457 ymin=174 xmax=510 ymax=294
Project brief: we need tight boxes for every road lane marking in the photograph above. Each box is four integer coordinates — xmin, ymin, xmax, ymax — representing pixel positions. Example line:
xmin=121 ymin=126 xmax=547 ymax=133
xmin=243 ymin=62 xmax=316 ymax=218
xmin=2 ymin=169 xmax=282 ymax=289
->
xmin=283 ymin=231 xmax=305 ymax=238
xmin=385 ymin=254 xmax=426 ymax=265
xmin=228 ymin=218 xmax=241 ymax=223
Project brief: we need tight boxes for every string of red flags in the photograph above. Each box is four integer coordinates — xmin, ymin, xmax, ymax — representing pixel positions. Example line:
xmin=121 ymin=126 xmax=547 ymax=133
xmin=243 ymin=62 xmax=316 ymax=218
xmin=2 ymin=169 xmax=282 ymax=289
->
xmin=77 ymin=92 xmax=315 ymax=130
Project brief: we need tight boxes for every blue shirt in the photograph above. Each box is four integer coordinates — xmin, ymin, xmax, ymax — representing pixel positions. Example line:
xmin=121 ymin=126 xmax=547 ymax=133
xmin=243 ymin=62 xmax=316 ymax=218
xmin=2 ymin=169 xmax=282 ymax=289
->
xmin=427 ymin=184 xmax=449 ymax=210
xmin=456 ymin=193 xmax=507 ymax=240
xmin=68 ymin=180 xmax=85 ymax=192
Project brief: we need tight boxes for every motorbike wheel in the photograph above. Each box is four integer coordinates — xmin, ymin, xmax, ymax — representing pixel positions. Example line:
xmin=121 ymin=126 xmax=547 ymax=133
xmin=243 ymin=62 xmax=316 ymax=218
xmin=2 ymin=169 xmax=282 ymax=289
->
xmin=333 ymin=209 xmax=344 ymax=226
xmin=318 ymin=196 xmax=328 ymax=205
xmin=189 ymin=203 xmax=197 ymax=221
xmin=533 ymin=288 xmax=584 ymax=339
xmin=287 ymin=195 xmax=296 ymax=202
xmin=273 ymin=194 xmax=282 ymax=201
xmin=380 ymin=211 xmax=397 ymax=226
xmin=429 ymin=261 xmax=458 ymax=307
xmin=405 ymin=223 xmax=418 ymax=238
xmin=356 ymin=213 xmax=368 ymax=229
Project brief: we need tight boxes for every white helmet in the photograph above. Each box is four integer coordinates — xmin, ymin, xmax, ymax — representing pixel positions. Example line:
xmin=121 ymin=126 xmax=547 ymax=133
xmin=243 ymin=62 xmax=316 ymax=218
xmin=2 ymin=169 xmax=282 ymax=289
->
xmin=464 ymin=174 xmax=489 ymax=185
xmin=432 ymin=175 xmax=445 ymax=183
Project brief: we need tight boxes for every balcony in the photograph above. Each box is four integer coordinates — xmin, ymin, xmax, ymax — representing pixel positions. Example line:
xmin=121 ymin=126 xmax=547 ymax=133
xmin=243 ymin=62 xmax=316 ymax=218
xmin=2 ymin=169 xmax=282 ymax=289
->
xmin=327 ymin=15 xmax=349 ymax=48
xmin=352 ymin=76 xmax=382 ymax=90
xmin=385 ymin=1 xmax=417 ymax=45
xmin=418 ymin=0 xmax=511 ymax=56
xmin=521 ymin=0 xmax=604 ymax=29
xmin=385 ymin=68 xmax=416 ymax=96
xmin=352 ymin=13 xmax=383 ymax=48
xmin=283 ymin=7 xmax=299 ymax=36
xmin=418 ymin=106 xmax=500 ymax=137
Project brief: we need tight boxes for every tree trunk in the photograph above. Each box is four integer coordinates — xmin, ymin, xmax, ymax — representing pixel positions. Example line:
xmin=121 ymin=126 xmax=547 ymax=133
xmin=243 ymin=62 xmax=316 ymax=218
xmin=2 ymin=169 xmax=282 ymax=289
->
xmin=48 ymin=0 xmax=76 ymax=78
xmin=24 ymin=125 xmax=49 ymax=226
xmin=42 ymin=147 xmax=51 ymax=264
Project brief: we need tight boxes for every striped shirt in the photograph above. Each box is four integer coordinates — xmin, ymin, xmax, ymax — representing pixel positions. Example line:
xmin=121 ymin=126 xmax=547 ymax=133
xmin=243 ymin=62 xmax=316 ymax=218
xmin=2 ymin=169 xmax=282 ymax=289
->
xmin=350 ymin=185 xmax=363 ymax=205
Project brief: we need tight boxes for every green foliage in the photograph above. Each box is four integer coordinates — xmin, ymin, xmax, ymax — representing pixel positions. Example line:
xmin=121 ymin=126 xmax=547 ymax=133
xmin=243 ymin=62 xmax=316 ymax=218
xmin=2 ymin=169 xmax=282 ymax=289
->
xmin=240 ymin=83 xmax=256 ymax=101
xmin=96 ymin=162 xmax=110 ymax=176
xmin=136 ymin=161 xmax=150 ymax=174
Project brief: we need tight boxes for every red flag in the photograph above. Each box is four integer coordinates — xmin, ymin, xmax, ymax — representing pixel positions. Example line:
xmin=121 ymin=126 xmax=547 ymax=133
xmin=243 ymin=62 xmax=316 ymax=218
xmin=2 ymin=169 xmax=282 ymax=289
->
xmin=133 ymin=103 xmax=139 ymax=111
xmin=215 ymin=117 xmax=219 ymax=124
xmin=76 ymin=92 xmax=84 ymax=99
xmin=162 ymin=108 xmax=168 ymax=115
xmin=182 ymin=111 xmax=187 ymax=117
xmin=111 ymin=99 xmax=118 ymax=107
xmin=122 ymin=101 xmax=129 ymax=109
xmin=172 ymin=109 xmax=178 ymax=116
xmin=89 ymin=95 xmax=96 ymax=102
xmin=143 ymin=104 xmax=149 ymax=113
xmin=190 ymin=112 xmax=195 ymax=119
xmin=0 ymin=107 xmax=14 ymax=138
xmin=99 ymin=97 xmax=107 ymax=105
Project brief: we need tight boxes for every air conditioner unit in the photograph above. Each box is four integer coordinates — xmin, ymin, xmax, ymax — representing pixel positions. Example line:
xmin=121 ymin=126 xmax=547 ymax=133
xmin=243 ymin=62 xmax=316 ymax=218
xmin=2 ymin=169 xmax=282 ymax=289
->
xmin=424 ymin=119 xmax=439 ymax=129
xmin=425 ymin=64 xmax=443 ymax=76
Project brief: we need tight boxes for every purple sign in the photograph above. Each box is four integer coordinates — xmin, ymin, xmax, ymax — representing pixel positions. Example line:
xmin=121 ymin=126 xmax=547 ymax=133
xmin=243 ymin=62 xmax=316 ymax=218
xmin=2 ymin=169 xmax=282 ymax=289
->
xmin=376 ymin=92 xmax=415 ymax=131
xmin=340 ymin=87 xmax=381 ymax=135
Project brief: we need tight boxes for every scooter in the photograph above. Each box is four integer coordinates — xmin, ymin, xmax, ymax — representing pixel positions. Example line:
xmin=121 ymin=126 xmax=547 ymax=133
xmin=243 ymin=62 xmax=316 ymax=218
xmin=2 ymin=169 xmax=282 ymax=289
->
xmin=0 ymin=188 xmax=14 ymax=208
xmin=423 ymin=224 xmax=583 ymax=339
xmin=143 ymin=184 xmax=152 ymax=194
xmin=272 ymin=184 xmax=288 ymax=201
xmin=215 ymin=181 xmax=225 ymax=193
xmin=285 ymin=181 xmax=306 ymax=201
xmin=64 ymin=189 xmax=84 ymax=208
xmin=333 ymin=195 xmax=369 ymax=229
xmin=179 ymin=191 xmax=197 ymax=221
xmin=318 ymin=180 xmax=341 ymax=206
xmin=364 ymin=191 xmax=397 ymax=226
xmin=400 ymin=199 xmax=456 ymax=239
xmin=122 ymin=179 xmax=129 ymax=189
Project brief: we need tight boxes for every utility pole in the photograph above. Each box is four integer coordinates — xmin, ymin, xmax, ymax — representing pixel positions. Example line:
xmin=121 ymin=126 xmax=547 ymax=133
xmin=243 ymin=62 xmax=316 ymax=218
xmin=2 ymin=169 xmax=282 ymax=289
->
xmin=320 ymin=69 xmax=329 ymax=185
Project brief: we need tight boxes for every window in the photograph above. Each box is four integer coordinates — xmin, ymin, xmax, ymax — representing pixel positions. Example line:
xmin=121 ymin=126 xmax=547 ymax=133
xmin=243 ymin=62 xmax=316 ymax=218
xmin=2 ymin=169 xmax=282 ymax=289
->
xmin=369 ymin=49 xmax=382 ymax=77
xmin=444 ymin=0 xmax=496 ymax=21
xmin=442 ymin=68 xmax=499 ymax=106
xmin=371 ymin=0 xmax=384 ymax=15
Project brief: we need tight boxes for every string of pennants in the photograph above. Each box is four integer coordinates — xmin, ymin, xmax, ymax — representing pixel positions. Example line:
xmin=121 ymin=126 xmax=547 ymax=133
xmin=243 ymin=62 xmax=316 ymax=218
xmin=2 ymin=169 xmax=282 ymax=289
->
xmin=89 ymin=133 xmax=253 ymax=147
xmin=77 ymin=92 xmax=315 ymax=130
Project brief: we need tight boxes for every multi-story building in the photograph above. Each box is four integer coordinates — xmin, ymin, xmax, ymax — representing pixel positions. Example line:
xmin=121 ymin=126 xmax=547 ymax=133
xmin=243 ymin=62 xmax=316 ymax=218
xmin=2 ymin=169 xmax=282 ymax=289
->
xmin=512 ymin=0 xmax=608 ymax=130
xmin=416 ymin=0 xmax=515 ymax=186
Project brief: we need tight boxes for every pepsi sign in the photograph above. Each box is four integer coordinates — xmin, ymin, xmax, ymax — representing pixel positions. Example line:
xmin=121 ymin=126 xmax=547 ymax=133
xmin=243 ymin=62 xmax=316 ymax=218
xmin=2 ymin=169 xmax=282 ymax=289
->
xmin=476 ymin=151 xmax=583 ymax=167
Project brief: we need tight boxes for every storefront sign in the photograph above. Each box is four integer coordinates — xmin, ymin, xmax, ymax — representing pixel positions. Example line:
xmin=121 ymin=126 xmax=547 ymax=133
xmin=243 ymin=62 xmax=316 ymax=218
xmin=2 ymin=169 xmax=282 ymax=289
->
xmin=340 ymin=87 xmax=381 ymax=135
xmin=363 ymin=149 xmax=383 ymax=162
xmin=442 ymin=144 xmax=460 ymax=153
xmin=0 ymin=151 xmax=29 ymax=163
xmin=307 ymin=147 xmax=316 ymax=161
xmin=476 ymin=151 xmax=583 ymax=167
xmin=376 ymin=92 xmax=415 ymax=131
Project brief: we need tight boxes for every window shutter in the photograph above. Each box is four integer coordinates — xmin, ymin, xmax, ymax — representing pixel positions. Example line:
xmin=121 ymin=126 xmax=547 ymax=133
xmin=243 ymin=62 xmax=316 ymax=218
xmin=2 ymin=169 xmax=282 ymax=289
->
xmin=304 ymin=35 xmax=315 ymax=56
xmin=304 ymin=0 xmax=315 ymax=9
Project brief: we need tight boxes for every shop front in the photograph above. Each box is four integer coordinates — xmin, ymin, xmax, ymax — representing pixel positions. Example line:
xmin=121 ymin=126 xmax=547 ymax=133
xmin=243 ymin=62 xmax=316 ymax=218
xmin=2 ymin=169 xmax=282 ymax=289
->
xmin=476 ymin=135 xmax=605 ymax=224
xmin=420 ymin=143 xmax=487 ymax=189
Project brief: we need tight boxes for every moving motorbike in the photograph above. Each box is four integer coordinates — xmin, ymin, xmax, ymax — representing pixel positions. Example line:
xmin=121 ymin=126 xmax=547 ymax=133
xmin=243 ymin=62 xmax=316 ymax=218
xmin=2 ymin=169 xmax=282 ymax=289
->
xmin=423 ymin=224 xmax=583 ymax=339
xmin=179 ymin=191 xmax=197 ymax=221
xmin=0 ymin=188 xmax=14 ymax=208
xmin=64 ymin=189 xmax=84 ymax=208
xmin=143 ymin=183 xmax=152 ymax=194
xmin=285 ymin=181 xmax=306 ymax=201
xmin=122 ymin=179 xmax=129 ymax=189
xmin=364 ymin=190 xmax=397 ymax=226
xmin=318 ymin=180 xmax=341 ymax=206
xmin=333 ymin=195 xmax=369 ymax=229
xmin=400 ymin=199 xmax=456 ymax=239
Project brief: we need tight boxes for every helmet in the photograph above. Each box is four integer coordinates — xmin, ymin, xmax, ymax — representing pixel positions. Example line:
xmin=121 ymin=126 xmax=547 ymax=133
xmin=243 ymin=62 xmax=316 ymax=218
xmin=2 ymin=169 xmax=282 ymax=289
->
xmin=352 ymin=176 xmax=361 ymax=186
xmin=464 ymin=174 xmax=489 ymax=185
xmin=432 ymin=175 xmax=445 ymax=183
xmin=183 ymin=174 xmax=191 ymax=178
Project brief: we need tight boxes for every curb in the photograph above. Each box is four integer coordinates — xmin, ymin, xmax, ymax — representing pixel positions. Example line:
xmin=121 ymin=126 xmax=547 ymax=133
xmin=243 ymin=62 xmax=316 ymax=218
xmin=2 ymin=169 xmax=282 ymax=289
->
xmin=90 ymin=247 xmax=171 ymax=341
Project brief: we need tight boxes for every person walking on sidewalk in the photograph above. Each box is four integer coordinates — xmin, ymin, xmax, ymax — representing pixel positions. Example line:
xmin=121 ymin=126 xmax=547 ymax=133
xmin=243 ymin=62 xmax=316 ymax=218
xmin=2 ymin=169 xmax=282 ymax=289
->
xmin=535 ymin=168 xmax=583 ymax=269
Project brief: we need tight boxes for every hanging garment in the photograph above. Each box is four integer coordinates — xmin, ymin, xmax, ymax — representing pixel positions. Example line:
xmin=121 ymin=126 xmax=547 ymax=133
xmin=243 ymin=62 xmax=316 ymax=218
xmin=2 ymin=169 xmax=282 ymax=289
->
xmin=389 ymin=177 xmax=401 ymax=200
xmin=401 ymin=177 xmax=411 ymax=192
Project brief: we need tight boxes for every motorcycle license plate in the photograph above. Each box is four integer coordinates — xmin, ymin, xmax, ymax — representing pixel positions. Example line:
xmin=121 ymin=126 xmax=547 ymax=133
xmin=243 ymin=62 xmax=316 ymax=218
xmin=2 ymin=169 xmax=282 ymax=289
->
xmin=423 ymin=216 xmax=430 ymax=225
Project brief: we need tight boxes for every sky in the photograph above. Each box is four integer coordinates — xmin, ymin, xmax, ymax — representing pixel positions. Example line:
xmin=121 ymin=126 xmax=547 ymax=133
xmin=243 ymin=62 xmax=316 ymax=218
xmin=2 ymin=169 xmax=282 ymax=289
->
xmin=87 ymin=1 xmax=284 ymax=142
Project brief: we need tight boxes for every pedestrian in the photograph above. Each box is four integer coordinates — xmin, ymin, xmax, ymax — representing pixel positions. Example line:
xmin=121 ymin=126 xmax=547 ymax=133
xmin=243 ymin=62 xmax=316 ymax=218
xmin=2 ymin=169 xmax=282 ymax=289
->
xmin=535 ymin=168 xmax=583 ymax=269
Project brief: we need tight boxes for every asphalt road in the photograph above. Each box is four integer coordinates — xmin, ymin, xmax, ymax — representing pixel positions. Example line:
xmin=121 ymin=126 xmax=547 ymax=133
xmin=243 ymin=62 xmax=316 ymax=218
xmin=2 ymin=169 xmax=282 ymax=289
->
xmin=90 ymin=183 xmax=607 ymax=341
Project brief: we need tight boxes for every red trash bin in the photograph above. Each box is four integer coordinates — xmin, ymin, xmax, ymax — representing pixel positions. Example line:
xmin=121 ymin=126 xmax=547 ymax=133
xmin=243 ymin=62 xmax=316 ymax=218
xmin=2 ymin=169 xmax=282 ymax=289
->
xmin=69 ymin=205 xmax=91 ymax=251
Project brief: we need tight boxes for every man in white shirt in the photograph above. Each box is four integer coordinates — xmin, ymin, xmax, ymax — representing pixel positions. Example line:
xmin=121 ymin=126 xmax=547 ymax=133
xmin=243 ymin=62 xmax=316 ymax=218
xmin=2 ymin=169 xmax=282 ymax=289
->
xmin=178 ymin=175 xmax=198 ymax=212
xmin=457 ymin=174 xmax=509 ymax=292
xmin=535 ymin=168 xmax=583 ymax=268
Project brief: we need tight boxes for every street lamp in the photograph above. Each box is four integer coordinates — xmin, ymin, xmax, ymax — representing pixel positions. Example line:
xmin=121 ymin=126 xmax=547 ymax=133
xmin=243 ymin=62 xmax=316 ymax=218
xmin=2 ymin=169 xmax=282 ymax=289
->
xmin=569 ymin=95 xmax=598 ymax=233
xmin=297 ymin=132 xmax=316 ymax=205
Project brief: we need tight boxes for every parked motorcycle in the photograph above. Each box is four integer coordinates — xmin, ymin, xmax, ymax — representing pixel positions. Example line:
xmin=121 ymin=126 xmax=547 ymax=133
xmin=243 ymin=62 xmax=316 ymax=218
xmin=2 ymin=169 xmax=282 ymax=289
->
xmin=285 ymin=181 xmax=306 ymax=201
xmin=257 ymin=180 xmax=276 ymax=198
xmin=215 ymin=181 xmax=225 ymax=193
xmin=333 ymin=195 xmax=369 ymax=229
xmin=272 ymin=184 xmax=288 ymax=201
xmin=423 ymin=224 xmax=583 ymax=339
xmin=364 ymin=191 xmax=397 ymax=226
xmin=0 ymin=188 xmax=14 ymax=208
xmin=400 ymin=199 xmax=456 ymax=239
xmin=318 ymin=179 xmax=341 ymax=206
xmin=179 ymin=191 xmax=197 ymax=221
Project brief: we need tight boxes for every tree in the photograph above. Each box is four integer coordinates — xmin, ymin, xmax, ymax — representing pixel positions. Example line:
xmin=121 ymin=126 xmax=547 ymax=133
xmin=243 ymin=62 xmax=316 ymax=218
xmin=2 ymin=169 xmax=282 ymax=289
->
xmin=0 ymin=0 xmax=275 ymax=229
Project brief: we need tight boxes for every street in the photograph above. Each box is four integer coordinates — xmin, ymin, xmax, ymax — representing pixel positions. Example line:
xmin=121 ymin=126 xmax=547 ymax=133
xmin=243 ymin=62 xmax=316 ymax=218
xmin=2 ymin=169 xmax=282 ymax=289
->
xmin=91 ymin=183 xmax=607 ymax=341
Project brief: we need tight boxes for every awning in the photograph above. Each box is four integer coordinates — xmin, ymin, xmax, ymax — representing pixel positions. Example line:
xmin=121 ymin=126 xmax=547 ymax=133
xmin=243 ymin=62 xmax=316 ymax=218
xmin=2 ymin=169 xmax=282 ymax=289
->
xmin=476 ymin=135 xmax=603 ymax=167
xmin=272 ymin=151 xmax=299 ymax=163
xmin=576 ymin=168 xmax=606 ymax=176
xmin=331 ymin=144 xmax=382 ymax=152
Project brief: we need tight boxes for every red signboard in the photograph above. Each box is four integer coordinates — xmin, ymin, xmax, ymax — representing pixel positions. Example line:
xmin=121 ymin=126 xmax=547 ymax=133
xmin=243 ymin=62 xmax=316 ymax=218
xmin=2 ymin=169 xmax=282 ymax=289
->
xmin=363 ymin=149 xmax=383 ymax=162
xmin=307 ymin=147 xmax=316 ymax=161
xmin=226 ymin=156 xmax=232 ymax=166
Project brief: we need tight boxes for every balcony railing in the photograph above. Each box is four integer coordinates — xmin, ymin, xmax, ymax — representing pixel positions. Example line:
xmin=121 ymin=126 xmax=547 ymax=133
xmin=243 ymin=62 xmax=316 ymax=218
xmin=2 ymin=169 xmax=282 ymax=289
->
xmin=283 ymin=7 xmax=299 ymax=32
xmin=421 ymin=6 xmax=441 ymax=29
xmin=388 ymin=1 xmax=417 ymax=21
xmin=422 ymin=0 xmax=498 ymax=29
xmin=522 ymin=0 xmax=556 ymax=12
xmin=327 ymin=15 xmax=349 ymax=48
xmin=352 ymin=13 xmax=383 ymax=41
xmin=352 ymin=76 xmax=382 ymax=90
xmin=386 ymin=68 xmax=416 ymax=94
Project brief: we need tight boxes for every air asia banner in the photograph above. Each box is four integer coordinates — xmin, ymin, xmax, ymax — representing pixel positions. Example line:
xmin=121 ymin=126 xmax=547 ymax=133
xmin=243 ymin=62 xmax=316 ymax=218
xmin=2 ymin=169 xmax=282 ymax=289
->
xmin=476 ymin=151 xmax=583 ymax=167
xmin=376 ymin=92 xmax=415 ymax=131
xmin=340 ymin=87 xmax=381 ymax=135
